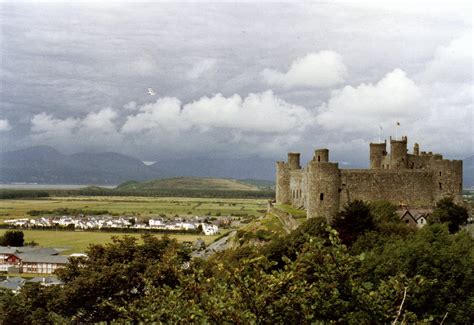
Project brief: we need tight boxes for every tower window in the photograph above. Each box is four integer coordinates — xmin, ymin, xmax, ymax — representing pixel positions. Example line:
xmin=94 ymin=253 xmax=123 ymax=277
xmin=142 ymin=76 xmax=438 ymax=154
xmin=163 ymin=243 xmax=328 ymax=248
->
xmin=320 ymin=193 xmax=324 ymax=201
xmin=439 ymin=171 xmax=442 ymax=176
xmin=439 ymin=182 xmax=442 ymax=189
xmin=411 ymin=162 xmax=415 ymax=169
xmin=317 ymin=156 xmax=320 ymax=162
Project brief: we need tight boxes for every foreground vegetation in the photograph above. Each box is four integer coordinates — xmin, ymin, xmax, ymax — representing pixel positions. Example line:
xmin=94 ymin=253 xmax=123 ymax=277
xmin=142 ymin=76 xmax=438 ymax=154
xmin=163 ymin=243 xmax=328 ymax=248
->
xmin=1 ymin=199 xmax=472 ymax=323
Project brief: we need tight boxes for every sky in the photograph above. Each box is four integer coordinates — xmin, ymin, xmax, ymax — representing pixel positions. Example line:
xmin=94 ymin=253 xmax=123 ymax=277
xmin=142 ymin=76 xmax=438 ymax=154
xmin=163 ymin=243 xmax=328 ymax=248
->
xmin=0 ymin=1 xmax=472 ymax=166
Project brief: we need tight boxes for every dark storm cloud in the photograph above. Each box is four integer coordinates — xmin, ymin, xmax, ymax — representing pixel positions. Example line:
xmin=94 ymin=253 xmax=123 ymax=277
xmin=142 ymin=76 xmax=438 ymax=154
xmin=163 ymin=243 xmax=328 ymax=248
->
xmin=0 ymin=1 xmax=472 ymax=163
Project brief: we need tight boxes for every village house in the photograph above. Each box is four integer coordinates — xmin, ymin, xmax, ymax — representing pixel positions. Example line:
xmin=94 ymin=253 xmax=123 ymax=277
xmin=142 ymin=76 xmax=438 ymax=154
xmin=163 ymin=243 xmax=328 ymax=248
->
xmin=398 ymin=210 xmax=431 ymax=228
xmin=0 ymin=246 xmax=69 ymax=274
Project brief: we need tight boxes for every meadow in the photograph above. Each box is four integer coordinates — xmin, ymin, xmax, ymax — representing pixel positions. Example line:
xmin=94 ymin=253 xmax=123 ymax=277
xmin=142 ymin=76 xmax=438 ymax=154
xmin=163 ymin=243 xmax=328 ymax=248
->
xmin=0 ymin=195 xmax=267 ymax=253
xmin=0 ymin=229 xmax=220 ymax=254
xmin=0 ymin=195 xmax=268 ymax=221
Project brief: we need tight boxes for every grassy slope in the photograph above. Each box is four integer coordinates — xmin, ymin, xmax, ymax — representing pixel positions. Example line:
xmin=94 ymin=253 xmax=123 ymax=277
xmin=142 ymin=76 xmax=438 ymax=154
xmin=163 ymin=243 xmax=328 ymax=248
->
xmin=116 ymin=177 xmax=263 ymax=192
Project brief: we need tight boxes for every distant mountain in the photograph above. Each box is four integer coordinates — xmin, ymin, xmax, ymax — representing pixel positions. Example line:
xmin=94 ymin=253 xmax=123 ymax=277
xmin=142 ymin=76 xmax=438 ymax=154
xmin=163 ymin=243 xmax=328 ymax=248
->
xmin=0 ymin=146 xmax=275 ymax=185
xmin=0 ymin=146 xmax=160 ymax=185
xmin=463 ymin=155 xmax=474 ymax=188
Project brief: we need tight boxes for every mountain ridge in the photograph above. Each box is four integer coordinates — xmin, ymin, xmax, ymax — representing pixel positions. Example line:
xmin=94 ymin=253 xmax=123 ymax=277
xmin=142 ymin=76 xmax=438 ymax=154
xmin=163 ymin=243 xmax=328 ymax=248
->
xmin=0 ymin=146 xmax=472 ymax=187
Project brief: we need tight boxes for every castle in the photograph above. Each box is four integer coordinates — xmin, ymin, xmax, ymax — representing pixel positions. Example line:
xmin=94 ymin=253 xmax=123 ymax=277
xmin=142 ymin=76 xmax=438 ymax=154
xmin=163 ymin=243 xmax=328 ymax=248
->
xmin=275 ymin=136 xmax=463 ymax=220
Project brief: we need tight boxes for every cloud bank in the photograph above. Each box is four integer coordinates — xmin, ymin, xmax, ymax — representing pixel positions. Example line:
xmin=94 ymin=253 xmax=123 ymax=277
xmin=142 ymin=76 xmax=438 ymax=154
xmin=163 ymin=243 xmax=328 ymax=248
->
xmin=262 ymin=51 xmax=347 ymax=88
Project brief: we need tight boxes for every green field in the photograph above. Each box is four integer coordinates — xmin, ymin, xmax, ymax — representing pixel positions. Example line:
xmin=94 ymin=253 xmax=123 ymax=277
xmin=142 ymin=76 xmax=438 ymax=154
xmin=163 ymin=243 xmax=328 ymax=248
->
xmin=0 ymin=196 xmax=268 ymax=221
xmin=0 ymin=196 xmax=267 ymax=253
xmin=0 ymin=229 xmax=219 ymax=254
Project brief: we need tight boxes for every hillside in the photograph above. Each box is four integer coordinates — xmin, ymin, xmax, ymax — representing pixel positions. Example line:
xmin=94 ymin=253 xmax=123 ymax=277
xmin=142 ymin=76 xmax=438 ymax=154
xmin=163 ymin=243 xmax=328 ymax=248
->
xmin=115 ymin=177 xmax=269 ymax=192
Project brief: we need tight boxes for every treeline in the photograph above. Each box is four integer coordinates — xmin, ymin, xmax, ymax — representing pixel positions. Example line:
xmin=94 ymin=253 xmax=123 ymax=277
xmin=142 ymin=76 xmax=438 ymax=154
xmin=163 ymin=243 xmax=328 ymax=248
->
xmin=1 ymin=198 xmax=472 ymax=323
xmin=0 ymin=188 xmax=274 ymax=199
xmin=0 ymin=190 xmax=49 ymax=199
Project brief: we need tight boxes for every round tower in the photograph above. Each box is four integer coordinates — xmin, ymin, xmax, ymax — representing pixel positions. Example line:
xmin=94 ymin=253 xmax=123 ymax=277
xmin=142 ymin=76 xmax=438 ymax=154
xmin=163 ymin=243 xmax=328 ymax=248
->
xmin=369 ymin=142 xmax=386 ymax=169
xmin=413 ymin=143 xmax=419 ymax=156
xmin=306 ymin=160 xmax=340 ymax=221
xmin=288 ymin=152 xmax=301 ymax=170
xmin=275 ymin=161 xmax=291 ymax=204
xmin=314 ymin=149 xmax=329 ymax=162
xmin=390 ymin=136 xmax=408 ymax=169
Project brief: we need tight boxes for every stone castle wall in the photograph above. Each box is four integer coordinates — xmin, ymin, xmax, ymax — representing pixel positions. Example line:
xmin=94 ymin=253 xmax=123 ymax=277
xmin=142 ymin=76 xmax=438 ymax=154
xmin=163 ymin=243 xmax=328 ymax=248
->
xmin=275 ymin=136 xmax=463 ymax=220
xmin=340 ymin=169 xmax=434 ymax=208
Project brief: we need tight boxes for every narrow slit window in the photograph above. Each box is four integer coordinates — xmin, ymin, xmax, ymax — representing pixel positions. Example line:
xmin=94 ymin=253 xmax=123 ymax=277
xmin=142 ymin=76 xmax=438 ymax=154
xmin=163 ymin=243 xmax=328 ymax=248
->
xmin=439 ymin=182 xmax=442 ymax=189
xmin=320 ymin=193 xmax=324 ymax=201
xmin=317 ymin=156 xmax=320 ymax=162
xmin=439 ymin=171 xmax=442 ymax=176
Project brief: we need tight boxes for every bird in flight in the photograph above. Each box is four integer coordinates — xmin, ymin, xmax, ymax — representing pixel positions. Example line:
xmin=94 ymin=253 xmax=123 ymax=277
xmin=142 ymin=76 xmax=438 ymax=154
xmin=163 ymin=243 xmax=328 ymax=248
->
xmin=147 ymin=88 xmax=156 ymax=96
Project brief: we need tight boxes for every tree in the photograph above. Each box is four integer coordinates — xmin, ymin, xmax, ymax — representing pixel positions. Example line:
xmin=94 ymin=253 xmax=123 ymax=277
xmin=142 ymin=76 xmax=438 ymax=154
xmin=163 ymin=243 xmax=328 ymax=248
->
xmin=358 ymin=224 xmax=474 ymax=323
xmin=430 ymin=197 xmax=469 ymax=233
xmin=0 ymin=230 xmax=25 ymax=246
xmin=331 ymin=200 xmax=376 ymax=246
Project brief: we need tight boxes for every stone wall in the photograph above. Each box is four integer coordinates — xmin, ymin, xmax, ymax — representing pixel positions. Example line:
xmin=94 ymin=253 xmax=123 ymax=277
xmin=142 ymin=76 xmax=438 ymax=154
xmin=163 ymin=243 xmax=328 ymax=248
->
xmin=340 ymin=169 xmax=434 ymax=208
xmin=289 ymin=169 xmax=304 ymax=207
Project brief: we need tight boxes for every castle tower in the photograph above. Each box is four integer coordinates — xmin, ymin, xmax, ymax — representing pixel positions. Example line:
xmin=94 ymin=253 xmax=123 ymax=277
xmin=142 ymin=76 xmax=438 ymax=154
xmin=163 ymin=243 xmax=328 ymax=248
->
xmin=314 ymin=149 xmax=329 ymax=162
xmin=275 ymin=161 xmax=291 ymax=204
xmin=306 ymin=155 xmax=340 ymax=220
xmin=390 ymin=136 xmax=408 ymax=169
xmin=413 ymin=143 xmax=419 ymax=156
xmin=288 ymin=152 xmax=301 ymax=170
xmin=369 ymin=141 xmax=387 ymax=169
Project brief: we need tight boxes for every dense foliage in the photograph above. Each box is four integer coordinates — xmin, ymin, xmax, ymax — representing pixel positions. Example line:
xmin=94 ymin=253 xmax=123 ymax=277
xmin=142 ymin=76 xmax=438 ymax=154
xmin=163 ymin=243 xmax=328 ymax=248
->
xmin=0 ymin=230 xmax=24 ymax=246
xmin=430 ymin=197 xmax=469 ymax=233
xmin=1 ymin=200 xmax=472 ymax=324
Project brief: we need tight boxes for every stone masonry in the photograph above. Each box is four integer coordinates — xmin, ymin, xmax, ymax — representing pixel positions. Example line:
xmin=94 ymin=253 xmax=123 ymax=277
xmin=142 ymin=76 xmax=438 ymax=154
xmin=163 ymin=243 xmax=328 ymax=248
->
xmin=275 ymin=136 xmax=463 ymax=220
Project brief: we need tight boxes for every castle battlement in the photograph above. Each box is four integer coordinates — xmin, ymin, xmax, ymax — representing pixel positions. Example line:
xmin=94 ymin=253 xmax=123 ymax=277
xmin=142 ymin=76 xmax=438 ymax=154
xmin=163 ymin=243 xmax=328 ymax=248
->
xmin=275 ymin=136 xmax=463 ymax=220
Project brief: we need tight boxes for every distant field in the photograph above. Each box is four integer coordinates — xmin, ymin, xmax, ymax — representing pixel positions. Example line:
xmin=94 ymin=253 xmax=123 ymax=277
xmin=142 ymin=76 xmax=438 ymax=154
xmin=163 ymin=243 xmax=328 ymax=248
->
xmin=0 ymin=229 xmax=219 ymax=254
xmin=0 ymin=196 xmax=268 ymax=221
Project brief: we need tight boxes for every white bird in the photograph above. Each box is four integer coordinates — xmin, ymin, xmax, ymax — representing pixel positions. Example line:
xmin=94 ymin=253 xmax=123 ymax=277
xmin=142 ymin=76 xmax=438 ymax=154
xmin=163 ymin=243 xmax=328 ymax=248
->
xmin=147 ymin=88 xmax=156 ymax=96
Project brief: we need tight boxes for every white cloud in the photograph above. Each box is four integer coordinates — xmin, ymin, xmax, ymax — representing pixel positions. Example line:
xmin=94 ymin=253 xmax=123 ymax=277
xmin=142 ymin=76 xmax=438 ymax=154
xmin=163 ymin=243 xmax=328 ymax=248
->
xmin=31 ymin=113 xmax=80 ymax=133
xmin=30 ymin=109 xmax=123 ymax=151
xmin=421 ymin=34 xmax=473 ymax=83
xmin=183 ymin=91 xmax=313 ymax=133
xmin=121 ymin=97 xmax=185 ymax=133
xmin=262 ymin=51 xmax=347 ymax=88
xmin=0 ymin=119 xmax=12 ymax=131
xmin=187 ymin=59 xmax=216 ymax=79
xmin=122 ymin=90 xmax=314 ymax=134
xmin=316 ymin=69 xmax=422 ymax=133
xmin=81 ymin=107 xmax=117 ymax=132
